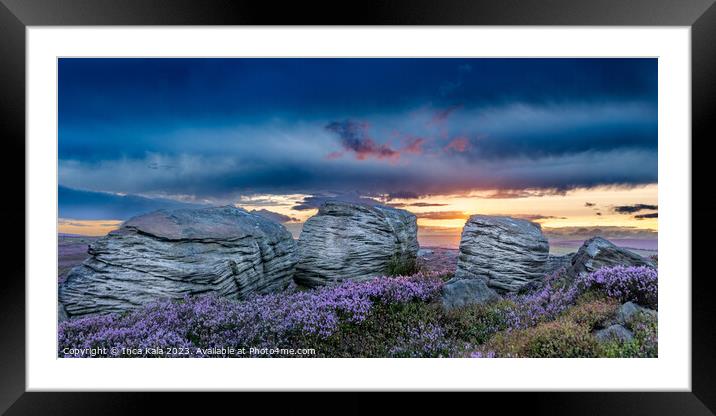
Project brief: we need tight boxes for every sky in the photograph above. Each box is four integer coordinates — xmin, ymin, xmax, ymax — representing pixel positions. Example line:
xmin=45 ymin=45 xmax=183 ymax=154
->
xmin=58 ymin=58 xmax=658 ymax=247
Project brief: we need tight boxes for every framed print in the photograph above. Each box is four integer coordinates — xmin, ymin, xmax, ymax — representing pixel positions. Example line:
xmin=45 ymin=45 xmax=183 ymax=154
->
xmin=2 ymin=0 xmax=714 ymax=413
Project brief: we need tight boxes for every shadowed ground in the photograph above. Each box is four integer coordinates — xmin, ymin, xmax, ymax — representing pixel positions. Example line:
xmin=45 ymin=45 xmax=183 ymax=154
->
xmin=58 ymin=234 xmax=97 ymax=283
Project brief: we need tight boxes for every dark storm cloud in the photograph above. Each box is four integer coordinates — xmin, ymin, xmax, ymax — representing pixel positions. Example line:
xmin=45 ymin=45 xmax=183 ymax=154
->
xmin=58 ymin=58 xmax=657 ymax=203
xmin=430 ymin=104 xmax=463 ymax=124
xmin=448 ymin=103 xmax=656 ymax=161
xmin=249 ymin=209 xmax=298 ymax=223
xmin=635 ymin=212 xmax=658 ymax=219
xmin=485 ymin=213 xmax=567 ymax=223
xmin=387 ymin=191 xmax=422 ymax=200
xmin=325 ymin=120 xmax=400 ymax=161
xmin=480 ymin=189 xmax=568 ymax=199
xmin=388 ymin=202 xmax=449 ymax=208
xmin=59 ymin=59 xmax=656 ymax=131
xmin=59 ymin=147 xmax=657 ymax=202
xmin=510 ymin=214 xmax=567 ymax=221
xmin=613 ymin=204 xmax=658 ymax=214
xmin=408 ymin=202 xmax=448 ymax=207
xmin=291 ymin=193 xmax=381 ymax=211
xmin=58 ymin=186 xmax=205 ymax=220
xmin=543 ymin=226 xmax=657 ymax=240
xmin=326 ymin=120 xmax=425 ymax=162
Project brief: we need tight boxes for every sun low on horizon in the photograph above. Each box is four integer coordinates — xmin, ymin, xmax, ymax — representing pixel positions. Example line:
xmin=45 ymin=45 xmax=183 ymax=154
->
xmin=58 ymin=58 xmax=657 ymax=248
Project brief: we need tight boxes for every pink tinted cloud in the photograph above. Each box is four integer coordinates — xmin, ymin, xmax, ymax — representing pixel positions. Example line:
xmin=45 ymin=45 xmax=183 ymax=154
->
xmin=402 ymin=137 xmax=425 ymax=155
xmin=444 ymin=137 xmax=470 ymax=152
xmin=325 ymin=151 xmax=344 ymax=160
xmin=353 ymin=139 xmax=400 ymax=161
xmin=325 ymin=120 xmax=401 ymax=162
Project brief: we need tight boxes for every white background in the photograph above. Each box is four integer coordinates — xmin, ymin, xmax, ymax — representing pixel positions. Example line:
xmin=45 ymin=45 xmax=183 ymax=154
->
xmin=27 ymin=27 xmax=690 ymax=391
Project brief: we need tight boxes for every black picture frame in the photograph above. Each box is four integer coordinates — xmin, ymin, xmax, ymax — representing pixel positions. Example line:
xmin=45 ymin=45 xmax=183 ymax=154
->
xmin=1 ymin=0 xmax=713 ymax=414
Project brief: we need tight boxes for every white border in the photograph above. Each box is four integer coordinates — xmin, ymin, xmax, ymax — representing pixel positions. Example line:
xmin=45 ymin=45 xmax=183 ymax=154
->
xmin=27 ymin=27 xmax=691 ymax=391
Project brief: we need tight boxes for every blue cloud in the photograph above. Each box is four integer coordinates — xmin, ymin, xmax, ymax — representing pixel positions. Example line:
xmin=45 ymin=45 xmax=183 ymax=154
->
xmin=58 ymin=58 xmax=658 ymax=203
xmin=59 ymin=186 xmax=205 ymax=220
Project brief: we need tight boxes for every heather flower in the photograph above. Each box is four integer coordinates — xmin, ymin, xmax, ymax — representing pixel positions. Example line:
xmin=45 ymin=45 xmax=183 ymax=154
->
xmin=597 ymin=310 xmax=658 ymax=358
xmin=57 ymin=264 xmax=658 ymax=358
xmin=59 ymin=273 xmax=444 ymax=357
xmin=504 ymin=271 xmax=580 ymax=329
xmin=388 ymin=322 xmax=452 ymax=357
xmin=575 ymin=265 xmax=658 ymax=308
xmin=505 ymin=265 xmax=658 ymax=330
xmin=469 ymin=350 xmax=496 ymax=358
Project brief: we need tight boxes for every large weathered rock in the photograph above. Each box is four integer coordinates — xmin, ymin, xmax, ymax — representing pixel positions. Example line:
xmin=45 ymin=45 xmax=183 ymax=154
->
xmin=566 ymin=237 xmax=655 ymax=280
xmin=59 ymin=206 xmax=297 ymax=317
xmin=294 ymin=201 xmax=419 ymax=287
xmin=441 ymin=277 xmax=500 ymax=310
xmin=455 ymin=215 xmax=549 ymax=293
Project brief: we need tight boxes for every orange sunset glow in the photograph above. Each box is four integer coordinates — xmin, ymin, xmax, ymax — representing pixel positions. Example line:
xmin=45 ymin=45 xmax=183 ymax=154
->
xmin=59 ymin=184 xmax=657 ymax=249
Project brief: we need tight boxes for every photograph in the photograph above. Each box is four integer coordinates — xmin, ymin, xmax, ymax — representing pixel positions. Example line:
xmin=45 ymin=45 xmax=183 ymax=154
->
xmin=56 ymin=57 xmax=659 ymax=359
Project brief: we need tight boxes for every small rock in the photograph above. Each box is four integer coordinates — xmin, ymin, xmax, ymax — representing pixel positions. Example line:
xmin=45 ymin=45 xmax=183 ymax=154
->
xmin=441 ymin=277 xmax=501 ymax=310
xmin=617 ymin=301 xmax=657 ymax=329
xmin=594 ymin=324 xmax=634 ymax=343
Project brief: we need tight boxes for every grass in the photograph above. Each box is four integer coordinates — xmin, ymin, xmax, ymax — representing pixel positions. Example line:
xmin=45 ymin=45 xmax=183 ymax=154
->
xmin=386 ymin=254 xmax=422 ymax=277
xmin=598 ymin=310 xmax=658 ymax=358
xmin=309 ymin=301 xmax=448 ymax=357
xmin=472 ymin=293 xmax=658 ymax=358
